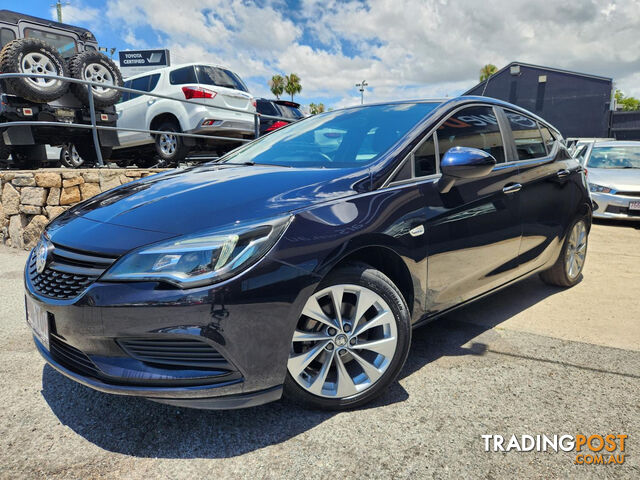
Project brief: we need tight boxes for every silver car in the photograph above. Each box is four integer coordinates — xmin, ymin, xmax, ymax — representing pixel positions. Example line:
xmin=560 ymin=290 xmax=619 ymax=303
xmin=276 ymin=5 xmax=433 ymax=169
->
xmin=582 ymin=141 xmax=640 ymax=220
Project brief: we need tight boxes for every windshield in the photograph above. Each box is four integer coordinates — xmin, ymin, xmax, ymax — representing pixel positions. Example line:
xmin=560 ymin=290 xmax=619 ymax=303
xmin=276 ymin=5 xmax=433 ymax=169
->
xmin=587 ymin=146 xmax=640 ymax=169
xmin=220 ymin=102 xmax=440 ymax=168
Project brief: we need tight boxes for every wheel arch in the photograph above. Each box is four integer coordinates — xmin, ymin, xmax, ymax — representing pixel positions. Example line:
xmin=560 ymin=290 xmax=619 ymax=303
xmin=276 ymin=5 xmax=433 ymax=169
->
xmin=149 ymin=112 xmax=183 ymax=134
xmin=322 ymin=244 xmax=416 ymax=318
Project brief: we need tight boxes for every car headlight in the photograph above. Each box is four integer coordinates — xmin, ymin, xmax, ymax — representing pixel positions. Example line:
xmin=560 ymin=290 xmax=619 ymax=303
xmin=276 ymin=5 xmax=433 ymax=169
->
xmin=589 ymin=183 xmax=613 ymax=194
xmin=101 ymin=216 xmax=291 ymax=288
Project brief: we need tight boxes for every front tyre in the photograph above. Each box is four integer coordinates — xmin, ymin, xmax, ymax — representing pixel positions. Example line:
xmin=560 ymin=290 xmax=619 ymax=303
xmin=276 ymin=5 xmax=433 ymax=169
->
xmin=539 ymin=217 xmax=588 ymax=287
xmin=284 ymin=263 xmax=411 ymax=410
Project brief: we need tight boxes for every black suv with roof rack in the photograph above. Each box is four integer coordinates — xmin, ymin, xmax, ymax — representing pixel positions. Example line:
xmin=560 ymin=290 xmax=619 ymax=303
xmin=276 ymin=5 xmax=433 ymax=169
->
xmin=0 ymin=10 xmax=123 ymax=168
xmin=256 ymin=98 xmax=304 ymax=135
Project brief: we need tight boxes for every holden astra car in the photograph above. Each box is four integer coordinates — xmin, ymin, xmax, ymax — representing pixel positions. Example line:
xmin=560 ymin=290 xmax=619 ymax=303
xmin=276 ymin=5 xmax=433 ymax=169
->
xmin=113 ymin=63 xmax=255 ymax=165
xmin=581 ymin=141 xmax=640 ymax=220
xmin=25 ymin=97 xmax=591 ymax=411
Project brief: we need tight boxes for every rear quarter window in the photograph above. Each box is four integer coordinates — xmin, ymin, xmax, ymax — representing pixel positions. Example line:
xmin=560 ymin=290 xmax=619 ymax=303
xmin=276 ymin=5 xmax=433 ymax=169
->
xmin=0 ymin=28 xmax=16 ymax=49
xmin=505 ymin=111 xmax=547 ymax=160
xmin=169 ymin=66 xmax=197 ymax=85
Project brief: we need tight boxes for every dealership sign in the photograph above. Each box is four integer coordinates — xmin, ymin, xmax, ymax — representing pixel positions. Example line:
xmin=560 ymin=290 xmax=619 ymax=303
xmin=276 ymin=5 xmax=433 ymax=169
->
xmin=118 ymin=49 xmax=170 ymax=78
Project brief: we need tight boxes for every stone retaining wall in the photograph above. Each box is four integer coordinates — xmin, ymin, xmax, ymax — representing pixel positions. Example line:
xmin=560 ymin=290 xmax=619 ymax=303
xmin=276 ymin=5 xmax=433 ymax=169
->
xmin=0 ymin=168 xmax=170 ymax=250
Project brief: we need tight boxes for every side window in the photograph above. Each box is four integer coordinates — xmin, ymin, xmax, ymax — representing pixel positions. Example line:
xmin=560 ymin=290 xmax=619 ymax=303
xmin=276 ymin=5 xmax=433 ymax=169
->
xmin=414 ymin=134 xmax=437 ymax=177
xmin=437 ymin=105 xmax=505 ymax=163
xmin=505 ymin=111 xmax=547 ymax=160
xmin=539 ymin=125 xmax=555 ymax=153
xmin=129 ymin=76 xmax=150 ymax=100
xmin=148 ymin=74 xmax=160 ymax=91
xmin=257 ymin=99 xmax=279 ymax=116
xmin=169 ymin=66 xmax=197 ymax=85
xmin=119 ymin=80 xmax=132 ymax=103
xmin=0 ymin=28 xmax=16 ymax=49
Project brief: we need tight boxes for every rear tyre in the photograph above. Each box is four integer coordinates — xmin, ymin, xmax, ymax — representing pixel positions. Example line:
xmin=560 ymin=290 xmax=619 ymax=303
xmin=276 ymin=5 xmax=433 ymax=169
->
xmin=74 ymin=140 xmax=112 ymax=166
xmin=284 ymin=262 xmax=411 ymax=410
xmin=539 ymin=217 xmax=588 ymax=288
xmin=68 ymin=51 xmax=123 ymax=107
xmin=11 ymin=144 xmax=46 ymax=169
xmin=0 ymin=38 xmax=68 ymax=102
xmin=59 ymin=143 xmax=84 ymax=168
xmin=154 ymin=121 xmax=189 ymax=165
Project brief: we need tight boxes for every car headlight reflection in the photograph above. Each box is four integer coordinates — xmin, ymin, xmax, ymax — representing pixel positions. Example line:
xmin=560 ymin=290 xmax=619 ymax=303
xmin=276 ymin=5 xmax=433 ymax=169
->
xmin=102 ymin=216 xmax=291 ymax=288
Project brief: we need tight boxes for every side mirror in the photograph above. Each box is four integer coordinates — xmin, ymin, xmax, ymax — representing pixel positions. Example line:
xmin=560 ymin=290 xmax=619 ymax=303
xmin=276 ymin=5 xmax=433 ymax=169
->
xmin=438 ymin=147 xmax=497 ymax=193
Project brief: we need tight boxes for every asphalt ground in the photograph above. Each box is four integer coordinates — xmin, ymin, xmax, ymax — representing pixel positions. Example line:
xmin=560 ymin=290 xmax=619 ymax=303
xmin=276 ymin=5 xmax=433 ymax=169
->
xmin=0 ymin=220 xmax=638 ymax=479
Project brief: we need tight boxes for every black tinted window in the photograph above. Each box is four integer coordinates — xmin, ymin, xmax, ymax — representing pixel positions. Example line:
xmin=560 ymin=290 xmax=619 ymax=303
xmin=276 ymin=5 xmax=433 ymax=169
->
xmin=257 ymin=100 xmax=279 ymax=116
xmin=148 ymin=74 xmax=160 ymax=91
xmin=169 ymin=66 xmax=197 ymax=85
xmin=539 ymin=125 xmax=555 ymax=153
xmin=437 ymin=106 xmax=505 ymax=163
xmin=0 ymin=28 xmax=16 ymax=48
xmin=277 ymin=104 xmax=304 ymax=119
xmin=414 ymin=134 xmax=437 ymax=177
xmin=505 ymin=111 xmax=547 ymax=160
xmin=196 ymin=65 xmax=248 ymax=92
xmin=129 ymin=76 xmax=150 ymax=100
xmin=119 ymin=80 xmax=132 ymax=103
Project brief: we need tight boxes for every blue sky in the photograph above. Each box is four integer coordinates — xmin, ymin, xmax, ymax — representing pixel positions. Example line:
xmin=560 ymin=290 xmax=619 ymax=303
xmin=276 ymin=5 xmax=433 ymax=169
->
xmin=9 ymin=0 xmax=640 ymax=109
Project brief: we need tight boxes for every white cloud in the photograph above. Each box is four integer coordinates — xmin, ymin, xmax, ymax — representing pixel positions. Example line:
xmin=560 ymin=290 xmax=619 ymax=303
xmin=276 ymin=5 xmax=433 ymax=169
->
xmin=99 ymin=0 xmax=640 ymax=107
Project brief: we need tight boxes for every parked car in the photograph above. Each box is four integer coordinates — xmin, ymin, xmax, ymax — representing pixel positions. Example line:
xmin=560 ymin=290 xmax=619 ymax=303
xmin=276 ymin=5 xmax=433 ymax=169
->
xmin=256 ymin=98 xmax=304 ymax=135
xmin=112 ymin=63 xmax=256 ymax=166
xmin=0 ymin=9 xmax=122 ymax=168
xmin=24 ymin=97 xmax=591 ymax=411
xmin=581 ymin=140 xmax=640 ymax=220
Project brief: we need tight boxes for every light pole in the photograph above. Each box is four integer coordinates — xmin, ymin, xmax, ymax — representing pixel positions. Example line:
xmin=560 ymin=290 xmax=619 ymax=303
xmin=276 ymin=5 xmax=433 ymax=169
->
xmin=51 ymin=0 xmax=70 ymax=22
xmin=355 ymin=80 xmax=368 ymax=105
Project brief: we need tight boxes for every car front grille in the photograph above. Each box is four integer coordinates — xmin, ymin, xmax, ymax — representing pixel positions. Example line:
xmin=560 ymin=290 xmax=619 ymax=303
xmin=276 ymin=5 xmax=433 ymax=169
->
xmin=28 ymin=243 xmax=117 ymax=300
xmin=49 ymin=332 xmax=100 ymax=378
xmin=118 ymin=337 xmax=231 ymax=369
xmin=615 ymin=191 xmax=640 ymax=198
xmin=605 ymin=205 xmax=640 ymax=216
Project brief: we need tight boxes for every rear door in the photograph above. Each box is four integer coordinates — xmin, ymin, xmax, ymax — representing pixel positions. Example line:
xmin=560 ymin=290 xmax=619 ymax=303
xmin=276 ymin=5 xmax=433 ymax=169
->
xmin=423 ymin=104 xmax=523 ymax=313
xmin=116 ymin=74 xmax=159 ymax=147
xmin=499 ymin=109 xmax=576 ymax=273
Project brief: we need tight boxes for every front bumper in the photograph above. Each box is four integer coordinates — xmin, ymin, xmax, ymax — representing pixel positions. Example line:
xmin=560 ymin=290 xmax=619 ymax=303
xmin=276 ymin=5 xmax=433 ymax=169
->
xmin=591 ymin=191 xmax=640 ymax=221
xmin=24 ymin=248 xmax=319 ymax=409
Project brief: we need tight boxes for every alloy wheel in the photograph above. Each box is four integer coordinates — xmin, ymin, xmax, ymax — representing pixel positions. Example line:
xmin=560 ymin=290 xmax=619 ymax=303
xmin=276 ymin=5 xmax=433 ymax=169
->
xmin=565 ymin=220 xmax=587 ymax=280
xmin=288 ymin=284 xmax=398 ymax=398
xmin=159 ymin=133 xmax=177 ymax=156
xmin=21 ymin=52 xmax=58 ymax=87
xmin=83 ymin=63 xmax=115 ymax=93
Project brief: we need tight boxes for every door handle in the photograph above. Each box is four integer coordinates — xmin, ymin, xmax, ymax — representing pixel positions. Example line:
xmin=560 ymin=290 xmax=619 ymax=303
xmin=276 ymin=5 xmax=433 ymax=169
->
xmin=502 ymin=183 xmax=522 ymax=194
xmin=556 ymin=169 xmax=571 ymax=178
xmin=147 ymin=99 xmax=157 ymax=106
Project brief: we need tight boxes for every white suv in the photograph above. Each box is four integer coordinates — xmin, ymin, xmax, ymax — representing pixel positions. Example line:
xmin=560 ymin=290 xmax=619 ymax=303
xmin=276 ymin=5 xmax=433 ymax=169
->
xmin=113 ymin=63 xmax=256 ymax=164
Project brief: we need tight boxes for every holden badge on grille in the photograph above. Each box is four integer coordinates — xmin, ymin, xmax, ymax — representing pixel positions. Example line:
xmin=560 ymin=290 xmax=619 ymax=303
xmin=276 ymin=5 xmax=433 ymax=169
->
xmin=35 ymin=238 xmax=50 ymax=274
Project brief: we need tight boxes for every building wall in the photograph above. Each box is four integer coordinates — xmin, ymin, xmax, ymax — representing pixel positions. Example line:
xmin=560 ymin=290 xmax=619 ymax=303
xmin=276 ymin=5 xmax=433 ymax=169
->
xmin=467 ymin=65 xmax=612 ymax=138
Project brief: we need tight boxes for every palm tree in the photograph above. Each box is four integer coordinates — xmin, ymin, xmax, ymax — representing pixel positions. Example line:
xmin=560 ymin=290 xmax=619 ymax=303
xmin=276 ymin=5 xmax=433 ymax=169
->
xmin=285 ymin=73 xmax=302 ymax=102
xmin=309 ymin=103 xmax=325 ymax=115
xmin=269 ymin=75 xmax=285 ymax=99
xmin=479 ymin=64 xmax=498 ymax=82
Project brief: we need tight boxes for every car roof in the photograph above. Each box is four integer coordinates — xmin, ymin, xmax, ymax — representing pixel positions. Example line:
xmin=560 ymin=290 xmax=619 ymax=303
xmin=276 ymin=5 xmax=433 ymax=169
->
xmin=593 ymin=141 xmax=640 ymax=147
xmin=331 ymin=96 xmax=563 ymax=135
xmin=0 ymin=9 xmax=96 ymax=41
xmin=123 ymin=62 xmax=234 ymax=80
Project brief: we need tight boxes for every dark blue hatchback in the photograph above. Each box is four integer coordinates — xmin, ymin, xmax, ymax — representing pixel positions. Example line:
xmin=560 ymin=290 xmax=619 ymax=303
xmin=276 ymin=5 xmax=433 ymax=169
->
xmin=24 ymin=96 xmax=591 ymax=410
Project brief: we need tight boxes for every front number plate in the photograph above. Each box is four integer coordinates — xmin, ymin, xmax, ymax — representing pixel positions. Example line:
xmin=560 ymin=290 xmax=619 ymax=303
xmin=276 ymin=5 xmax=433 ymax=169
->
xmin=26 ymin=296 xmax=49 ymax=350
xmin=629 ymin=201 xmax=640 ymax=211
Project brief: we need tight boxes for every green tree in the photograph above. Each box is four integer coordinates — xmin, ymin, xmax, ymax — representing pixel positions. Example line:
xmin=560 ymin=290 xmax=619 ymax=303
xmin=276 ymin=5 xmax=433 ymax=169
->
xmin=479 ymin=64 xmax=498 ymax=82
xmin=309 ymin=102 xmax=325 ymax=114
xmin=615 ymin=89 xmax=640 ymax=111
xmin=285 ymin=73 xmax=302 ymax=102
xmin=269 ymin=74 xmax=285 ymax=99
